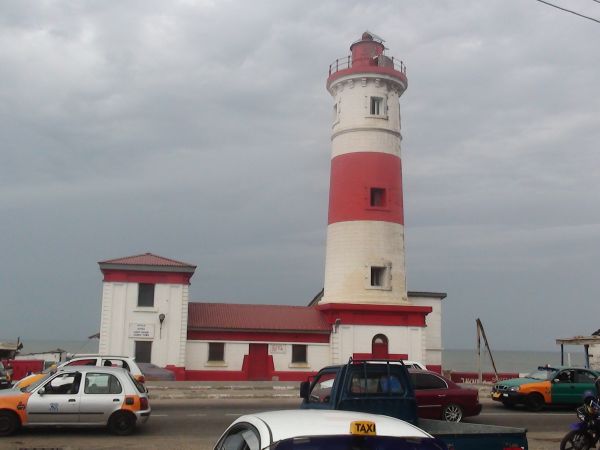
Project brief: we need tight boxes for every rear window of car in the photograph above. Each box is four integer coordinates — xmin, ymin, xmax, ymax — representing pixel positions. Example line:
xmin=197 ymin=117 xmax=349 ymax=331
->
xmin=269 ymin=435 xmax=446 ymax=450
xmin=66 ymin=358 xmax=97 ymax=366
xmin=411 ymin=373 xmax=447 ymax=390
xmin=347 ymin=367 xmax=407 ymax=396
xmin=128 ymin=372 xmax=147 ymax=393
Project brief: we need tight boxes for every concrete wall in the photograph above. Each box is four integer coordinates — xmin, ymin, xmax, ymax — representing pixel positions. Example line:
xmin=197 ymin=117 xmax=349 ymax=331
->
xmin=98 ymin=281 xmax=188 ymax=368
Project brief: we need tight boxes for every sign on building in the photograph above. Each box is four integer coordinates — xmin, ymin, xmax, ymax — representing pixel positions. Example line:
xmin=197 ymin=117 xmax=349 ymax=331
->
xmin=129 ymin=323 xmax=155 ymax=339
xmin=269 ymin=343 xmax=286 ymax=354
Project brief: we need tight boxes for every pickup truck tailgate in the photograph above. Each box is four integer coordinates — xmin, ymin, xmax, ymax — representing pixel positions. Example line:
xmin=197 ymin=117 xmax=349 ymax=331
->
xmin=419 ymin=419 xmax=527 ymax=450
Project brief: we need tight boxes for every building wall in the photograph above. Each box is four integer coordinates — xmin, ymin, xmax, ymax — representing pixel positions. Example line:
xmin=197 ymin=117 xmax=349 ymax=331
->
xmin=590 ymin=344 xmax=600 ymax=370
xmin=323 ymin=221 xmax=408 ymax=305
xmin=337 ymin=324 xmax=424 ymax=363
xmin=330 ymin=75 xmax=403 ymax=150
xmin=184 ymin=340 xmax=330 ymax=380
xmin=98 ymin=281 xmax=188 ymax=368
xmin=409 ymin=295 xmax=443 ymax=370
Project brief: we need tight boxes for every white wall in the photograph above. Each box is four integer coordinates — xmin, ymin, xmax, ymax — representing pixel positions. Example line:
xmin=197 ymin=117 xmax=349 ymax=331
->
xmin=185 ymin=341 xmax=330 ymax=372
xmin=329 ymin=74 xmax=404 ymax=147
xmin=409 ymin=296 xmax=443 ymax=368
xmin=322 ymin=221 xmax=408 ymax=305
xmin=336 ymin=324 xmax=424 ymax=364
xmin=186 ymin=341 xmax=248 ymax=371
xmin=98 ymin=281 xmax=188 ymax=368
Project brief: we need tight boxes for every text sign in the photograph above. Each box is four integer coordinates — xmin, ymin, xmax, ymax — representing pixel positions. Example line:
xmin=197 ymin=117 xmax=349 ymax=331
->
xmin=129 ymin=323 xmax=155 ymax=339
xmin=269 ymin=344 xmax=286 ymax=354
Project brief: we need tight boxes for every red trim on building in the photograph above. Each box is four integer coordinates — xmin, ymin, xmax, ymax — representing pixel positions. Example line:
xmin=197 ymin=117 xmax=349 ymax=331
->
xmin=101 ymin=269 xmax=193 ymax=285
xmin=183 ymin=353 xmax=317 ymax=382
xmin=317 ymin=303 xmax=431 ymax=327
xmin=187 ymin=330 xmax=330 ymax=343
xmin=184 ymin=369 xmax=316 ymax=382
xmin=328 ymin=152 xmax=404 ymax=225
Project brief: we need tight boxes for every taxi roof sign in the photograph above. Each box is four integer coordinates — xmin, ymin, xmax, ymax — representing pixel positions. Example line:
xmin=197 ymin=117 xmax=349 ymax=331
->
xmin=350 ymin=421 xmax=377 ymax=436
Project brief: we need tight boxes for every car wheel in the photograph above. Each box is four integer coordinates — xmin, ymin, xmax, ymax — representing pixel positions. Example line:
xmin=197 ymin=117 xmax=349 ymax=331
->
xmin=0 ymin=411 xmax=20 ymax=436
xmin=560 ymin=430 xmax=593 ymax=450
xmin=526 ymin=393 xmax=545 ymax=412
xmin=442 ymin=403 xmax=463 ymax=422
xmin=108 ymin=411 xmax=136 ymax=436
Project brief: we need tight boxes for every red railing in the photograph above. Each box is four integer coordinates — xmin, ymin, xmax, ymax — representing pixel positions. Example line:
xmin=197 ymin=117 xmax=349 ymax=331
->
xmin=328 ymin=55 xmax=407 ymax=76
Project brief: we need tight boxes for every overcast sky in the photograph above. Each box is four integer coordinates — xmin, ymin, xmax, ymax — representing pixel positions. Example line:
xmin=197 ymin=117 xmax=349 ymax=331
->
xmin=1 ymin=0 xmax=599 ymax=352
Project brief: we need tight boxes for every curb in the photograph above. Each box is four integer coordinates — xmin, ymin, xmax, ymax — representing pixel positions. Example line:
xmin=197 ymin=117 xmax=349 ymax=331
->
xmin=144 ymin=382 xmax=493 ymax=400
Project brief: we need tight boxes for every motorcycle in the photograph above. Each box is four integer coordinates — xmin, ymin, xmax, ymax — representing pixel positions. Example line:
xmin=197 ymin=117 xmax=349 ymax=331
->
xmin=561 ymin=398 xmax=600 ymax=450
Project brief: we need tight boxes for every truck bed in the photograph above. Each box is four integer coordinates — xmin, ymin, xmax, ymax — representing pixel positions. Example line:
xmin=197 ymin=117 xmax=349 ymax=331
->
xmin=419 ymin=419 xmax=527 ymax=450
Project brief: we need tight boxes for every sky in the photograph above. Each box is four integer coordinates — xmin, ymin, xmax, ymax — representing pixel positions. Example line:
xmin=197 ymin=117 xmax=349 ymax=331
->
xmin=1 ymin=0 xmax=599 ymax=352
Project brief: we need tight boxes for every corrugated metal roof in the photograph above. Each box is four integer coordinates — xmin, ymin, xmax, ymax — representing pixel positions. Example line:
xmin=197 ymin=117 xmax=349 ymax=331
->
xmin=98 ymin=253 xmax=196 ymax=268
xmin=188 ymin=303 xmax=331 ymax=333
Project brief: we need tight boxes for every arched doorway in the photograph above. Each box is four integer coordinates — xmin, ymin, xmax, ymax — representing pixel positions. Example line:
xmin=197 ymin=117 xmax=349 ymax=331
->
xmin=372 ymin=334 xmax=389 ymax=359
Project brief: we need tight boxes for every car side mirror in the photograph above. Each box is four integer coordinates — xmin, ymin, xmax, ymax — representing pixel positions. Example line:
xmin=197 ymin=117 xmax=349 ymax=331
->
xmin=38 ymin=387 xmax=46 ymax=395
xmin=553 ymin=378 xmax=560 ymax=383
xmin=300 ymin=381 xmax=310 ymax=399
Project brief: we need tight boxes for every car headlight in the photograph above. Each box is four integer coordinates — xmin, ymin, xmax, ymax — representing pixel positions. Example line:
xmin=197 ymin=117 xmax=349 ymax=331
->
xmin=508 ymin=386 xmax=520 ymax=392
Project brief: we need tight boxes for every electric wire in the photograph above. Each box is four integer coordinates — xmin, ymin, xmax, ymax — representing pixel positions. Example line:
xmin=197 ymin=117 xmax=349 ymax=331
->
xmin=535 ymin=0 xmax=600 ymax=24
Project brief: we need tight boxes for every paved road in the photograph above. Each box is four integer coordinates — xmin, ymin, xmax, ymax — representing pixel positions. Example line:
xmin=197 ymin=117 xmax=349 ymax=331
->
xmin=0 ymin=398 xmax=574 ymax=450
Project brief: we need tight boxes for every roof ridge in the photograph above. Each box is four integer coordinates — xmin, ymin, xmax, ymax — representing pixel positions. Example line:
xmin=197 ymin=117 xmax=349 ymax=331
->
xmin=99 ymin=252 xmax=196 ymax=267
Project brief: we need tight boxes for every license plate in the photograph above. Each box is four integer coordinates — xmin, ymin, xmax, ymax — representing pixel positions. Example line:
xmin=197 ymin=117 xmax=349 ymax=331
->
xmin=350 ymin=421 xmax=377 ymax=436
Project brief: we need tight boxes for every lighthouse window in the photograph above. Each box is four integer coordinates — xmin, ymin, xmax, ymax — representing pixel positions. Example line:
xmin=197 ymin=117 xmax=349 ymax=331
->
xmin=371 ymin=267 xmax=385 ymax=287
xmin=137 ymin=283 xmax=155 ymax=308
xmin=370 ymin=96 xmax=383 ymax=115
xmin=370 ymin=188 xmax=386 ymax=207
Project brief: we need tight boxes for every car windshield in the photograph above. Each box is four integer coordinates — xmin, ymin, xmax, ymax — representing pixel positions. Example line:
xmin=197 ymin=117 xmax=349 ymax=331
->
xmin=268 ymin=436 xmax=446 ymax=450
xmin=24 ymin=372 xmax=54 ymax=392
xmin=525 ymin=370 xmax=556 ymax=381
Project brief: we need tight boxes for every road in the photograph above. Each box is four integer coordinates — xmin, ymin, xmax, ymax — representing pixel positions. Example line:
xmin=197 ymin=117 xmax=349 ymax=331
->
xmin=0 ymin=397 xmax=574 ymax=450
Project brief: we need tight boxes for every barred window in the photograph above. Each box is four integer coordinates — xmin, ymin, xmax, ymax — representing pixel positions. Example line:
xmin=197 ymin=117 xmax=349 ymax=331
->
xmin=208 ymin=343 xmax=225 ymax=362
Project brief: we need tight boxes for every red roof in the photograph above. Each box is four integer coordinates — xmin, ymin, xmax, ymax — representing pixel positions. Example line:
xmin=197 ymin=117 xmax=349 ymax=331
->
xmin=188 ymin=303 xmax=331 ymax=333
xmin=99 ymin=253 xmax=196 ymax=269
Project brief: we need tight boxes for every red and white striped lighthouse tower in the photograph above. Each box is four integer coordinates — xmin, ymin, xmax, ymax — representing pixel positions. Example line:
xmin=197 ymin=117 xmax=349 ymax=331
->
xmin=320 ymin=32 xmax=410 ymax=306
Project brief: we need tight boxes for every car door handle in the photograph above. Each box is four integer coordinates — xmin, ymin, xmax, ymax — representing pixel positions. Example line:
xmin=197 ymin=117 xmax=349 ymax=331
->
xmin=113 ymin=399 xmax=120 ymax=402
xmin=68 ymin=399 xmax=76 ymax=403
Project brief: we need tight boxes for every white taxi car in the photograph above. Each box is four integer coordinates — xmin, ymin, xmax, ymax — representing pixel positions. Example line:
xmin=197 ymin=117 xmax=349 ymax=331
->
xmin=0 ymin=366 xmax=150 ymax=436
xmin=214 ymin=410 xmax=446 ymax=450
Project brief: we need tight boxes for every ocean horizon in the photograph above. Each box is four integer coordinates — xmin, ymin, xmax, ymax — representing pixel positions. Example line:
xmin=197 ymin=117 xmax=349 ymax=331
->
xmin=9 ymin=339 xmax=584 ymax=374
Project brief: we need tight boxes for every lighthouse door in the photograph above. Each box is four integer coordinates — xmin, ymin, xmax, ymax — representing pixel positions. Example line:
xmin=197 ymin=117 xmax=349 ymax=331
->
xmin=372 ymin=334 xmax=389 ymax=359
xmin=247 ymin=344 xmax=270 ymax=380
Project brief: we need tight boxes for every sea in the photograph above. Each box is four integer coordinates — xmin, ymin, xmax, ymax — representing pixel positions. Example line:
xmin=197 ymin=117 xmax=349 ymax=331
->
xmin=12 ymin=340 xmax=586 ymax=374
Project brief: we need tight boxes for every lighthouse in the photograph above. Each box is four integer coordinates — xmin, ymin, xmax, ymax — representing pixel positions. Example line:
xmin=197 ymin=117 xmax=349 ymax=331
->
xmin=320 ymin=32 xmax=409 ymax=306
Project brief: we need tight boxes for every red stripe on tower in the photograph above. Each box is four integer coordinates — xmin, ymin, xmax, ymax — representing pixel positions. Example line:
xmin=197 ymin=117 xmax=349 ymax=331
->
xmin=328 ymin=152 xmax=404 ymax=225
